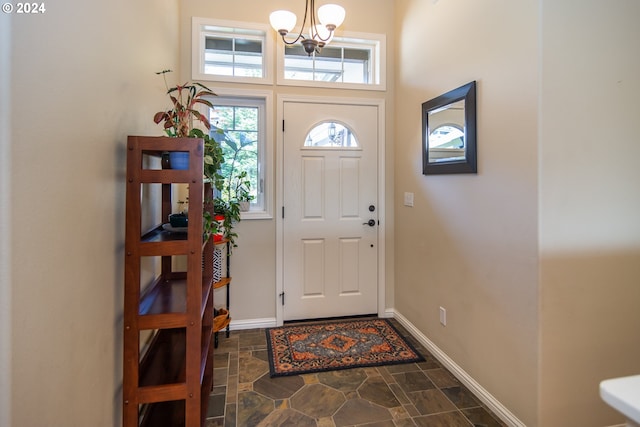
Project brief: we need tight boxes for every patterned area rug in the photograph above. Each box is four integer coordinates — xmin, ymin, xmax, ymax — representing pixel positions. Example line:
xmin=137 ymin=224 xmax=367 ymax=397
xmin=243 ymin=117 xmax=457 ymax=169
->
xmin=265 ymin=318 xmax=424 ymax=377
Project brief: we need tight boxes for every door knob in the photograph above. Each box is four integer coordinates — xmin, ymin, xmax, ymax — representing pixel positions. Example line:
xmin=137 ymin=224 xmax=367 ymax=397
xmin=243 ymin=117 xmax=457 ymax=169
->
xmin=363 ymin=219 xmax=376 ymax=227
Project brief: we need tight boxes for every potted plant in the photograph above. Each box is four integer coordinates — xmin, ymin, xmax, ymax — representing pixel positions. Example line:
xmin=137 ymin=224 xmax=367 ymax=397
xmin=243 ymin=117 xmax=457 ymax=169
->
xmin=153 ymin=69 xmax=215 ymax=138
xmin=153 ymin=70 xmax=225 ymax=181
xmin=153 ymin=69 xmax=231 ymax=238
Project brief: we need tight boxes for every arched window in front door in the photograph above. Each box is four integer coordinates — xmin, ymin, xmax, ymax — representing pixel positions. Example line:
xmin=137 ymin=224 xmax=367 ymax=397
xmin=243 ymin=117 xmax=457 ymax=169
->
xmin=303 ymin=121 xmax=359 ymax=148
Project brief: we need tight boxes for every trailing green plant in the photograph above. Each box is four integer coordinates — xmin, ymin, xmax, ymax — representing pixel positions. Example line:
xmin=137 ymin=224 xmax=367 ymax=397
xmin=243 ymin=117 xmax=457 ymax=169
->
xmin=189 ymin=128 xmax=225 ymax=189
xmin=202 ymin=206 xmax=218 ymax=239
xmin=213 ymin=197 xmax=241 ymax=247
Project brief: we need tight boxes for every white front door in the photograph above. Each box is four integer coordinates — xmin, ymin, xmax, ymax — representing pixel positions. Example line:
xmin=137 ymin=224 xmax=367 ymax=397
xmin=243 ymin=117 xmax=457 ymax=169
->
xmin=282 ymin=101 xmax=379 ymax=321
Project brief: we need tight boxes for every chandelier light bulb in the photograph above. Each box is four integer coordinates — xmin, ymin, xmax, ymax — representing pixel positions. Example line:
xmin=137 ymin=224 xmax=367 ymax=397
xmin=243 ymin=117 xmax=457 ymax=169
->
xmin=317 ymin=4 xmax=345 ymax=30
xmin=269 ymin=10 xmax=297 ymax=35
xmin=270 ymin=1 xmax=345 ymax=56
xmin=312 ymin=24 xmax=333 ymax=46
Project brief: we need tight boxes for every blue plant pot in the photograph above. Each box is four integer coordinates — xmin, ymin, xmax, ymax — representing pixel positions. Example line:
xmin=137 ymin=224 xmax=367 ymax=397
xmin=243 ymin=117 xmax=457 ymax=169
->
xmin=169 ymin=152 xmax=189 ymax=170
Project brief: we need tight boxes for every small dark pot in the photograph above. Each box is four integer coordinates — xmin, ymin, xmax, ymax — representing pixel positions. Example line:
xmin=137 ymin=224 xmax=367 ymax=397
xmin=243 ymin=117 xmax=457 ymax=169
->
xmin=169 ymin=213 xmax=188 ymax=227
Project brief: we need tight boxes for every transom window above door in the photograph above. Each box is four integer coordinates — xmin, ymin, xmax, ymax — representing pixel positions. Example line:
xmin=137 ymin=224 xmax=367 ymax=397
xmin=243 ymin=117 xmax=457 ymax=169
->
xmin=304 ymin=121 xmax=359 ymax=148
xmin=193 ymin=18 xmax=385 ymax=91
xmin=192 ymin=17 xmax=274 ymax=85
xmin=278 ymin=32 xmax=386 ymax=91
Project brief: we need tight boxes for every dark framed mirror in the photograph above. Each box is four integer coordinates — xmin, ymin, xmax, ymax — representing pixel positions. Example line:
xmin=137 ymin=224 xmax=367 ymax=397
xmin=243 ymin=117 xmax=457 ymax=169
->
xmin=422 ymin=81 xmax=477 ymax=174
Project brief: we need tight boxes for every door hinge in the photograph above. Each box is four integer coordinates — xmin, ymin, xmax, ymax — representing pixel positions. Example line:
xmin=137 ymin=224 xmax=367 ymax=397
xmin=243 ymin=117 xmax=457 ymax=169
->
xmin=279 ymin=292 xmax=285 ymax=305
xmin=282 ymin=120 xmax=285 ymax=132
xmin=282 ymin=206 xmax=285 ymax=218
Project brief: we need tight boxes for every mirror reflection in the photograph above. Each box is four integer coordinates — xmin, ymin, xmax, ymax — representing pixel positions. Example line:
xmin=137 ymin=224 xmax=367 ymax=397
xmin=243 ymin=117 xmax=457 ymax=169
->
xmin=428 ymin=100 xmax=465 ymax=163
xmin=422 ymin=81 xmax=477 ymax=175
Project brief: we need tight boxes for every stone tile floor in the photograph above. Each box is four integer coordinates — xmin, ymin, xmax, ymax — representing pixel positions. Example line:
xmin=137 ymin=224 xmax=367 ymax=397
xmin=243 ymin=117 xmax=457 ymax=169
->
xmin=206 ymin=318 xmax=507 ymax=427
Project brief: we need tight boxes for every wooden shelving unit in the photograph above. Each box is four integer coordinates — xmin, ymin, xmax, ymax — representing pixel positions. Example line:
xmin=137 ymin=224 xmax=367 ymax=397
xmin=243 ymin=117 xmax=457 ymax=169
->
xmin=123 ymin=136 xmax=215 ymax=427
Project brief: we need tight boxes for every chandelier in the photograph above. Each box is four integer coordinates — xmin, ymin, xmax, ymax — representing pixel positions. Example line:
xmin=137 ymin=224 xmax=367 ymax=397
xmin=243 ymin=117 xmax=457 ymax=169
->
xmin=269 ymin=0 xmax=346 ymax=56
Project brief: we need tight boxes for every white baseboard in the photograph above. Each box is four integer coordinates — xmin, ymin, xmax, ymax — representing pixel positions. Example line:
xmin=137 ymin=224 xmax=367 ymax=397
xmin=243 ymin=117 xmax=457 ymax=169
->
xmin=391 ymin=310 xmax=527 ymax=427
xmin=229 ymin=317 xmax=277 ymax=330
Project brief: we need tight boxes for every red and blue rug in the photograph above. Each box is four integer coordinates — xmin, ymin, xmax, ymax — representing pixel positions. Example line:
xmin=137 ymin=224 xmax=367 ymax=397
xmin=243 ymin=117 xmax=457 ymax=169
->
xmin=265 ymin=318 xmax=425 ymax=377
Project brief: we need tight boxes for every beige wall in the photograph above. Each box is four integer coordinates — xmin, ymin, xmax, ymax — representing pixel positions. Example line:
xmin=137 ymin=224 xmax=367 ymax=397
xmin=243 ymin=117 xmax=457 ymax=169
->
xmin=10 ymin=0 xmax=180 ymax=425
xmin=178 ymin=0 xmax=396 ymax=322
xmin=395 ymin=0 xmax=640 ymax=426
xmin=539 ymin=1 xmax=640 ymax=426
xmin=394 ymin=0 xmax=540 ymax=424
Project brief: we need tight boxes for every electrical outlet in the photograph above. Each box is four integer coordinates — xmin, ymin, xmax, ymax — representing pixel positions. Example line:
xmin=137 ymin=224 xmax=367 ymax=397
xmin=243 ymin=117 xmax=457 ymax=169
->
xmin=439 ymin=306 xmax=447 ymax=326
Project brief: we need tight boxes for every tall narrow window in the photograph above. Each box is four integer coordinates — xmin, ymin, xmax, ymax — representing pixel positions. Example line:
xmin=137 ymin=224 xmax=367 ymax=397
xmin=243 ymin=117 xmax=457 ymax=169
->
xmin=208 ymin=97 xmax=269 ymax=217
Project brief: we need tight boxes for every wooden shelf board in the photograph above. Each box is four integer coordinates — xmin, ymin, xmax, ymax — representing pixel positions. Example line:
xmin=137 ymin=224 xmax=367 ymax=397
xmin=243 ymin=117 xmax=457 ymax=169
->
xmin=212 ymin=317 xmax=231 ymax=333
xmin=139 ymin=278 xmax=187 ymax=316
xmin=139 ymin=276 xmax=212 ymax=322
xmin=141 ymin=225 xmax=215 ymax=249
xmin=141 ymin=226 xmax=188 ymax=243
xmin=213 ymin=277 xmax=231 ymax=289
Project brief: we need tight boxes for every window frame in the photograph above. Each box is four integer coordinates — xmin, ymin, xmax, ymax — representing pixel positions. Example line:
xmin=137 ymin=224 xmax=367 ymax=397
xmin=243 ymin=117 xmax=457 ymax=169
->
xmin=192 ymin=17 xmax=274 ymax=85
xmin=276 ymin=31 xmax=386 ymax=91
xmin=205 ymin=88 xmax=274 ymax=220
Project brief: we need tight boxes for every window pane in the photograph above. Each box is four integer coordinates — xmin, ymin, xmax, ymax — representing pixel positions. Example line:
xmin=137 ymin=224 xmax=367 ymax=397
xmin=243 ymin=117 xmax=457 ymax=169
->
xmin=235 ymin=39 xmax=262 ymax=53
xmin=210 ymin=106 xmax=260 ymax=204
xmin=284 ymin=45 xmax=314 ymax=81
xmin=283 ymin=41 xmax=373 ymax=84
xmin=203 ymin=35 xmax=264 ymax=78
xmin=205 ymin=37 xmax=232 ymax=51
xmin=204 ymin=51 xmax=233 ymax=76
xmin=343 ymin=48 xmax=370 ymax=84
xmin=304 ymin=122 xmax=359 ymax=148
xmin=314 ymin=46 xmax=344 ymax=82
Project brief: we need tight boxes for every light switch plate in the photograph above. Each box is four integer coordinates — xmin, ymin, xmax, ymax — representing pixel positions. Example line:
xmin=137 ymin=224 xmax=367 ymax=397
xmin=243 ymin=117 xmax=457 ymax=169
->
xmin=439 ymin=307 xmax=447 ymax=326
xmin=403 ymin=192 xmax=414 ymax=207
